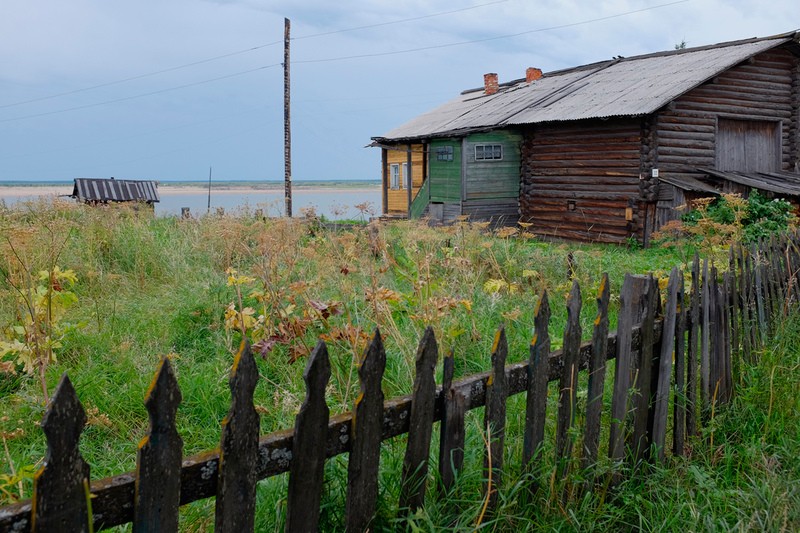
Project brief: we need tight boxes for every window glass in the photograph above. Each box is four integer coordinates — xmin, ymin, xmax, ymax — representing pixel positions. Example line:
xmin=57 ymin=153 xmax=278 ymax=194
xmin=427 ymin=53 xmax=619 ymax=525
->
xmin=475 ymin=144 xmax=502 ymax=161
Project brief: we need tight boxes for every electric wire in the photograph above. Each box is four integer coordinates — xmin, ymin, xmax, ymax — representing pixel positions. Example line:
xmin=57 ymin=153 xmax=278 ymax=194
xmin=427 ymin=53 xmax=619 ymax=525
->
xmin=294 ymin=0 xmax=690 ymax=64
xmin=0 ymin=64 xmax=280 ymax=123
xmin=0 ymin=42 xmax=282 ymax=110
xmin=0 ymin=0 xmax=508 ymax=109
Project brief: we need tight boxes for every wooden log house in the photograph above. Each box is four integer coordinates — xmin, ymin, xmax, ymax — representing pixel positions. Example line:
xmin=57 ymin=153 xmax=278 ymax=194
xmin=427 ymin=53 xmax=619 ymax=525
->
xmin=372 ymin=30 xmax=800 ymax=244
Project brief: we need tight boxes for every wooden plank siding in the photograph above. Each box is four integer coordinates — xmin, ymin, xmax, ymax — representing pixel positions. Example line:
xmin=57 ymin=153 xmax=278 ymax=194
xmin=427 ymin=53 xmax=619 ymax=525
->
xmin=428 ymin=138 xmax=462 ymax=203
xmin=655 ymin=48 xmax=799 ymax=227
xmin=520 ymin=119 xmax=643 ymax=243
xmin=385 ymin=144 xmax=425 ymax=215
xmin=462 ymin=131 xmax=522 ymax=224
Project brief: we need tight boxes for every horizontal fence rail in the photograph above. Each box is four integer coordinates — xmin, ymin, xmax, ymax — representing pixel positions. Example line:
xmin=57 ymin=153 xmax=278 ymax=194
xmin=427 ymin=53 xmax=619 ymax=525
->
xmin=1 ymin=232 xmax=798 ymax=532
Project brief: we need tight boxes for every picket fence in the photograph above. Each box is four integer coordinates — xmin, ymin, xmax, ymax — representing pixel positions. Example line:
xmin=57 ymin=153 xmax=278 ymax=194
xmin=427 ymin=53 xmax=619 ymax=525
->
xmin=1 ymin=234 xmax=797 ymax=532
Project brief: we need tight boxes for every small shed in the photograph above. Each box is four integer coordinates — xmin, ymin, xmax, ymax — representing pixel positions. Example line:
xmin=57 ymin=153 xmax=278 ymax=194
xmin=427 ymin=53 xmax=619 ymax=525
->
xmin=71 ymin=178 xmax=160 ymax=205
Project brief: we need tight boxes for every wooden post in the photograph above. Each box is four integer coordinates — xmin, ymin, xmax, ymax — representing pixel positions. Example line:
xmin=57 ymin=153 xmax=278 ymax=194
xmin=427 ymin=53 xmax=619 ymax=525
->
xmin=286 ymin=341 xmax=331 ymax=532
xmin=406 ymin=143 xmax=413 ymax=217
xmin=673 ymin=266 xmax=687 ymax=456
xmin=215 ymin=340 xmax=260 ymax=533
xmin=583 ymin=274 xmax=610 ymax=470
xmin=284 ymin=18 xmax=292 ymax=218
xmin=399 ymin=327 xmax=438 ymax=514
xmin=555 ymin=281 xmax=582 ymax=480
xmin=609 ymin=275 xmax=649 ymax=464
xmin=346 ymin=330 xmax=386 ymax=533
xmin=700 ymin=259 xmax=711 ymax=421
xmin=523 ymin=291 xmax=550 ymax=472
xmin=687 ymin=253 xmax=700 ymax=436
xmin=32 ymin=374 xmax=91 ymax=533
xmin=630 ymin=275 xmax=658 ymax=464
xmin=439 ymin=350 xmax=465 ymax=493
xmin=483 ymin=326 xmax=508 ymax=513
xmin=134 ymin=358 xmax=182 ymax=533
xmin=381 ymin=148 xmax=388 ymax=215
xmin=652 ymin=268 xmax=680 ymax=462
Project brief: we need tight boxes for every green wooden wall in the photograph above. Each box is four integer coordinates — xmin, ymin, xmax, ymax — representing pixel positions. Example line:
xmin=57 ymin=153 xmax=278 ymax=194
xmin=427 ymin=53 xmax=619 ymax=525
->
xmin=464 ymin=131 xmax=521 ymax=201
xmin=429 ymin=138 xmax=462 ymax=202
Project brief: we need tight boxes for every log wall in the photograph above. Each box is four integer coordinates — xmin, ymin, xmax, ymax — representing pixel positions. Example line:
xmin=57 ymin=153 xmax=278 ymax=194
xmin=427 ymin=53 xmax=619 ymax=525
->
xmin=655 ymin=47 xmax=800 ymax=227
xmin=520 ymin=119 xmax=643 ymax=243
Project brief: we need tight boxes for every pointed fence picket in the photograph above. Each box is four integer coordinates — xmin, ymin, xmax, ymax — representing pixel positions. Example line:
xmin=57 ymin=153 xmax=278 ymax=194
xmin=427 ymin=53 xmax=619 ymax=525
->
xmin=2 ymin=235 xmax=799 ymax=533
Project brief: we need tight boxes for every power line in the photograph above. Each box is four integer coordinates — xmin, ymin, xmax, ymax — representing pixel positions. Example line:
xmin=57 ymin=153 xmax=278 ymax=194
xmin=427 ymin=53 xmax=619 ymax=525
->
xmin=0 ymin=0 xmax=508 ymax=109
xmin=0 ymin=64 xmax=280 ymax=123
xmin=0 ymin=42 xmax=282 ymax=110
xmin=294 ymin=0 xmax=691 ymax=64
xmin=292 ymin=0 xmax=510 ymax=40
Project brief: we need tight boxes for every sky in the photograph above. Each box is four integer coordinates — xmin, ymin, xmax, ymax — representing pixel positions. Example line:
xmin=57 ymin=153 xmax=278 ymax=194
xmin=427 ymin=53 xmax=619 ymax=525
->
xmin=0 ymin=0 xmax=797 ymax=183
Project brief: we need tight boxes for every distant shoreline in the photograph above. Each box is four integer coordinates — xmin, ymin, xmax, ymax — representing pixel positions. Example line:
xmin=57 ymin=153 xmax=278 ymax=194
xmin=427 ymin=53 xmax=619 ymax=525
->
xmin=0 ymin=181 xmax=380 ymax=198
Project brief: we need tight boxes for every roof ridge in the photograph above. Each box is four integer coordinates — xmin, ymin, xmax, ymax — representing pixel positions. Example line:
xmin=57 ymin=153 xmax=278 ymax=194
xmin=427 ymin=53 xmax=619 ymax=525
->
xmin=459 ymin=29 xmax=799 ymax=95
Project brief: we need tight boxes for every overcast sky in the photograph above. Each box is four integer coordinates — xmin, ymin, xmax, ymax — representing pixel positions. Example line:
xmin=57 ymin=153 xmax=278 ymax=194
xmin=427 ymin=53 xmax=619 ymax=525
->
xmin=0 ymin=0 xmax=796 ymax=182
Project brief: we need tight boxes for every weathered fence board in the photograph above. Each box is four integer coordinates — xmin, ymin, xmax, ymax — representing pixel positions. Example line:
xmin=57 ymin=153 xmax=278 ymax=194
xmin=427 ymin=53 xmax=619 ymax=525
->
xmin=609 ymin=275 xmax=650 ymax=464
xmin=32 ymin=375 xmax=91 ymax=533
xmin=701 ymin=259 xmax=711 ymax=419
xmin=286 ymin=341 xmax=331 ymax=532
xmin=215 ymin=340 xmax=260 ymax=533
xmin=483 ymin=326 xmax=508 ymax=512
xmin=438 ymin=350 xmax=464 ymax=493
xmin=631 ymin=276 xmax=658 ymax=464
xmin=673 ymin=273 xmax=687 ymax=457
xmin=134 ymin=357 xmax=182 ymax=533
xmin=652 ymin=268 xmax=679 ymax=462
xmin=555 ymin=281 xmax=582 ymax=479
xmin=399 ymin=327 xmax=438 ymax=514
xmin=523 ymin=292 xmax=551 ymax=471
xmin=687 ymin=252 xmax=700 ymax=436
xmin=583 ymin=274 xmax=610 ymax=469
xmin=346 ymin=330 xmax=386 ymax=533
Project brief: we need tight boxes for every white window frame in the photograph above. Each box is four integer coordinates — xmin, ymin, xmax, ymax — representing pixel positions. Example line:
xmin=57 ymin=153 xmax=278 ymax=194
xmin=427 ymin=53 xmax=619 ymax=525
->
xmin=475 ymin=144 xmax=503 ymax=161
xmin=390 ymin=164 xmax=400 ymax=190
xmin=401 ymin=162 xmax=408 ymax=189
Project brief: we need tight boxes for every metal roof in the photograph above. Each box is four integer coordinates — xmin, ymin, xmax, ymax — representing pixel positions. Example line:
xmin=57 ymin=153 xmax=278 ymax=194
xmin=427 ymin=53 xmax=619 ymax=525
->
xmin=375 ymin=33 xmax=797 ymax=142
xmin=700 ymin=168 xmax=800 ymax=197
xmin=659 ymin=175 xmax=721 ymax=195
xmin=72 ymin=178 xmax=160 ymax=203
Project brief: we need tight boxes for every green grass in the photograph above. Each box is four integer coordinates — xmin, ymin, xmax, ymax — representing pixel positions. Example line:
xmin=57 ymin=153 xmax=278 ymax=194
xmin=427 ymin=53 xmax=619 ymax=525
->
xmin=1 ymin=198 xmax=796 ymax=531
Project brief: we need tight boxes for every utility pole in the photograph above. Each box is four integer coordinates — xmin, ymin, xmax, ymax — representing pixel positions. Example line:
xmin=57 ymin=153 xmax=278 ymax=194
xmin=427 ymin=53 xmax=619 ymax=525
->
xmin=207 ymin=166 xmax=212 ymax=213
xmin=283 ymin=17 xmax=292 ymax=217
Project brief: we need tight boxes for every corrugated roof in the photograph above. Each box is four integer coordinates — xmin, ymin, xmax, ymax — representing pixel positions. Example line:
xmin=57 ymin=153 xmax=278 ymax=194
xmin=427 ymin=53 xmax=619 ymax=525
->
xmin=701 ymin=168 xmax=800 ymax=197
xmin=72 ymin=178 xmax=160 ymax=203
xmin=375 ymin=33 xmax=797 ymax=142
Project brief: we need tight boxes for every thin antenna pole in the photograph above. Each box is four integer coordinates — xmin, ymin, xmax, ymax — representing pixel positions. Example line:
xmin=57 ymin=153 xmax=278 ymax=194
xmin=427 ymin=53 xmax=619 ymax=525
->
xmin=284 ymin=18 xmax=292 ymax=218
xmin=207 ymin=166 xmax=212 ymax=213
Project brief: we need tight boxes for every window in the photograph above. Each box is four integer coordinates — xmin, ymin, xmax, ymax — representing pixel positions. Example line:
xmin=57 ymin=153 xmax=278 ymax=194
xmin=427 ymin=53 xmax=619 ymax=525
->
xmin=475 ymin=144 xmax=503 ymax=161
xmin=390 ymin=164 xmax=400 ymax=189
xmin=402 ymin=163 xmax=408 ymax=189
xmin=436 ymin=145 xmax=454 ymax=161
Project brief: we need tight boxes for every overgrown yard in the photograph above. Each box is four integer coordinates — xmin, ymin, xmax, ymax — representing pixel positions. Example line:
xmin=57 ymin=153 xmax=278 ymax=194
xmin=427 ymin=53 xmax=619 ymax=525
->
xmin=1 ymin=199 xmax=797 ymax=531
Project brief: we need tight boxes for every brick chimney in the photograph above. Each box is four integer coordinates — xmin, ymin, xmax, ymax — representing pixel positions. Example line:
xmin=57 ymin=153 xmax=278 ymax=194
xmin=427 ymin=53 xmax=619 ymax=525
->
xmin=484 ymin=72 xmax=499 ymax=95
xmin=526 ymin=67 xmax=542 ymax=83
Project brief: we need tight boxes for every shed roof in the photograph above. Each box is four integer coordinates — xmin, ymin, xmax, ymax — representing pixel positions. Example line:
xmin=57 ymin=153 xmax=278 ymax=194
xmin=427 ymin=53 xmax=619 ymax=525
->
xmin=72 ymin=178 xmax=160 ymax=203
xmin=701 ymin=168 xmax=800 ymax=197
xmin=375 ymin=31 xmax=799 ymax=142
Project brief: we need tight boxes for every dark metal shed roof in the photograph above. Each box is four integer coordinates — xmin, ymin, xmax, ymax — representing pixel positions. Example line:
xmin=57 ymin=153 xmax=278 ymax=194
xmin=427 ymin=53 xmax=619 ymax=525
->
xmin=700 ymin=168 xmax=800 ymax=197
xmin=374 ymin=31 xmax=799 ymax=142
xmin=72 ymin=178 xmax=160 ymax=203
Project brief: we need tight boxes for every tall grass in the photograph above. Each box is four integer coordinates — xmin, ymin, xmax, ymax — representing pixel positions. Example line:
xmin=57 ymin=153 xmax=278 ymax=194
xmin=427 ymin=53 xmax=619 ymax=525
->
xmin=2 ymin=199 xmax=795 ymax=531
